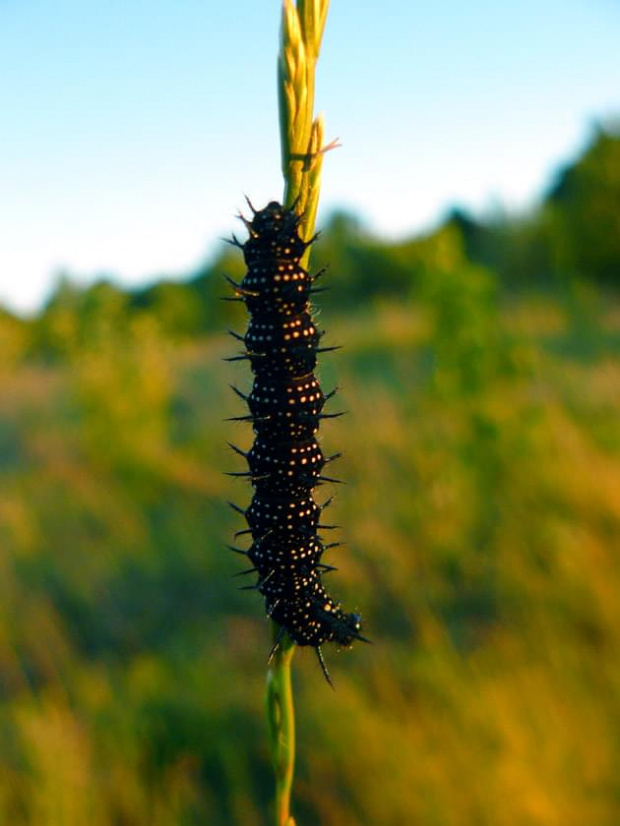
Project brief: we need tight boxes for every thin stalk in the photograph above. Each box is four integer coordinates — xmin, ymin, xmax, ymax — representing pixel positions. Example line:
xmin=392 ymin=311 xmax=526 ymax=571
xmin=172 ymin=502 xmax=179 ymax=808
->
xmin=278 ymin=0 xmax=333 ymax=265
xmin=266 ymin=629 xmax=297 ymax=826
xmin=266 ymin=1 xmax=332 ymax=824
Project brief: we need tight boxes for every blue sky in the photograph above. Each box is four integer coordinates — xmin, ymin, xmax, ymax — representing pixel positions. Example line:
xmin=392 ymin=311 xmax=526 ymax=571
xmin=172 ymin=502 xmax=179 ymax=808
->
xmin=1 ymin=0 xmax=619 ymax=314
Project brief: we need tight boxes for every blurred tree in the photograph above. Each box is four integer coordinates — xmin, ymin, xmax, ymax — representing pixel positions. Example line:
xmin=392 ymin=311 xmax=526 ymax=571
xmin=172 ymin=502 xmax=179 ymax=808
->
xmin=318 ymin=210 xmax=441 ymax=309
xmin=545 ymin=126 xmax=620 ymax=284
xmin=32 ymin=274 xmax=129 ymax=360
xmin=130 ymin=280 xmax=207 ymax=339
xmin=0 ymin=307 xmax=29 ymax=371
xmin=188 ymin=243 xmax=247 ymax=332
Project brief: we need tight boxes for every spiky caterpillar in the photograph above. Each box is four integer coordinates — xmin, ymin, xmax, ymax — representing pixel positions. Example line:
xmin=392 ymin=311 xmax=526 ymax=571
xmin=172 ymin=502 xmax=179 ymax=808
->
xmin=227 ymin=200 xmax=366 ymax=683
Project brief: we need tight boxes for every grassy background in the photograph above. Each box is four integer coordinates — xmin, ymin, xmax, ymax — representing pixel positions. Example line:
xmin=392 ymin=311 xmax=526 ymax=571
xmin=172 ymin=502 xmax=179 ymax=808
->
xmin=1 ymin=257 xmax=619 ymax=823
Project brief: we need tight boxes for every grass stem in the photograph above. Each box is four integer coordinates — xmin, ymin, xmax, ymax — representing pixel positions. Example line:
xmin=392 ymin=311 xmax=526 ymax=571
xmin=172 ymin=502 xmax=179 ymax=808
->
xmin=266 ymin=1 xmax=332 ymax=823
xmin=266 ymin=630 xmax=297 ymax=826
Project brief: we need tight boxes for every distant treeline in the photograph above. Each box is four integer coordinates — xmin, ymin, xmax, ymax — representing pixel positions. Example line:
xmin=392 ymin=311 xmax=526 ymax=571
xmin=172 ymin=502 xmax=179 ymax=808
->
xmin=3 ymin=127 xmax=619 ymax=361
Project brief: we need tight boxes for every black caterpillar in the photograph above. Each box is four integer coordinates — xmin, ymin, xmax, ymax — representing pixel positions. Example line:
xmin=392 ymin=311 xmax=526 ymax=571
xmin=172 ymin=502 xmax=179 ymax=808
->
xmin=226 ymin=199 xmax=367 ymax=684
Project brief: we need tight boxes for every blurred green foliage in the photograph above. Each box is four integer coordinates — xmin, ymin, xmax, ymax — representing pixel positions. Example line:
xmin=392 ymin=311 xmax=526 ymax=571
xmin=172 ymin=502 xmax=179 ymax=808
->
xmin=546 ymin=127 xmax=620 ymax=284
xmin=0 ymin=128 xmax=619 ymax=824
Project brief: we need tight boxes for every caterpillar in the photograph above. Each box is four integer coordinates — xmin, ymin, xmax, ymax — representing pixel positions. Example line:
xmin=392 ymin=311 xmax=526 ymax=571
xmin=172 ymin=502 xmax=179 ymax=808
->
xmin=227 ymin=199 xmax=367 ymax=684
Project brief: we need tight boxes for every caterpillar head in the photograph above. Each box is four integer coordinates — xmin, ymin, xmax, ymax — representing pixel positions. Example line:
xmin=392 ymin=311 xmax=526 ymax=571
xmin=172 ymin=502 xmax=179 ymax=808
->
xmin=243 ymin=201 xmax=307 ymax=264
xmin=329 ymin=610 xmax=366 ymax=647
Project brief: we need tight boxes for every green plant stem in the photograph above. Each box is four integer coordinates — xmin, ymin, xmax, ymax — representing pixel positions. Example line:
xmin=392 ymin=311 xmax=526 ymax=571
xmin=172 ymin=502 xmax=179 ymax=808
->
xmin=267 ymin=2 xmax=331 ymax=824
xmin=279 ymin=0 xmax=332 ymax=262
xmin=266 ymin=630 xmax=297 ymax=826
